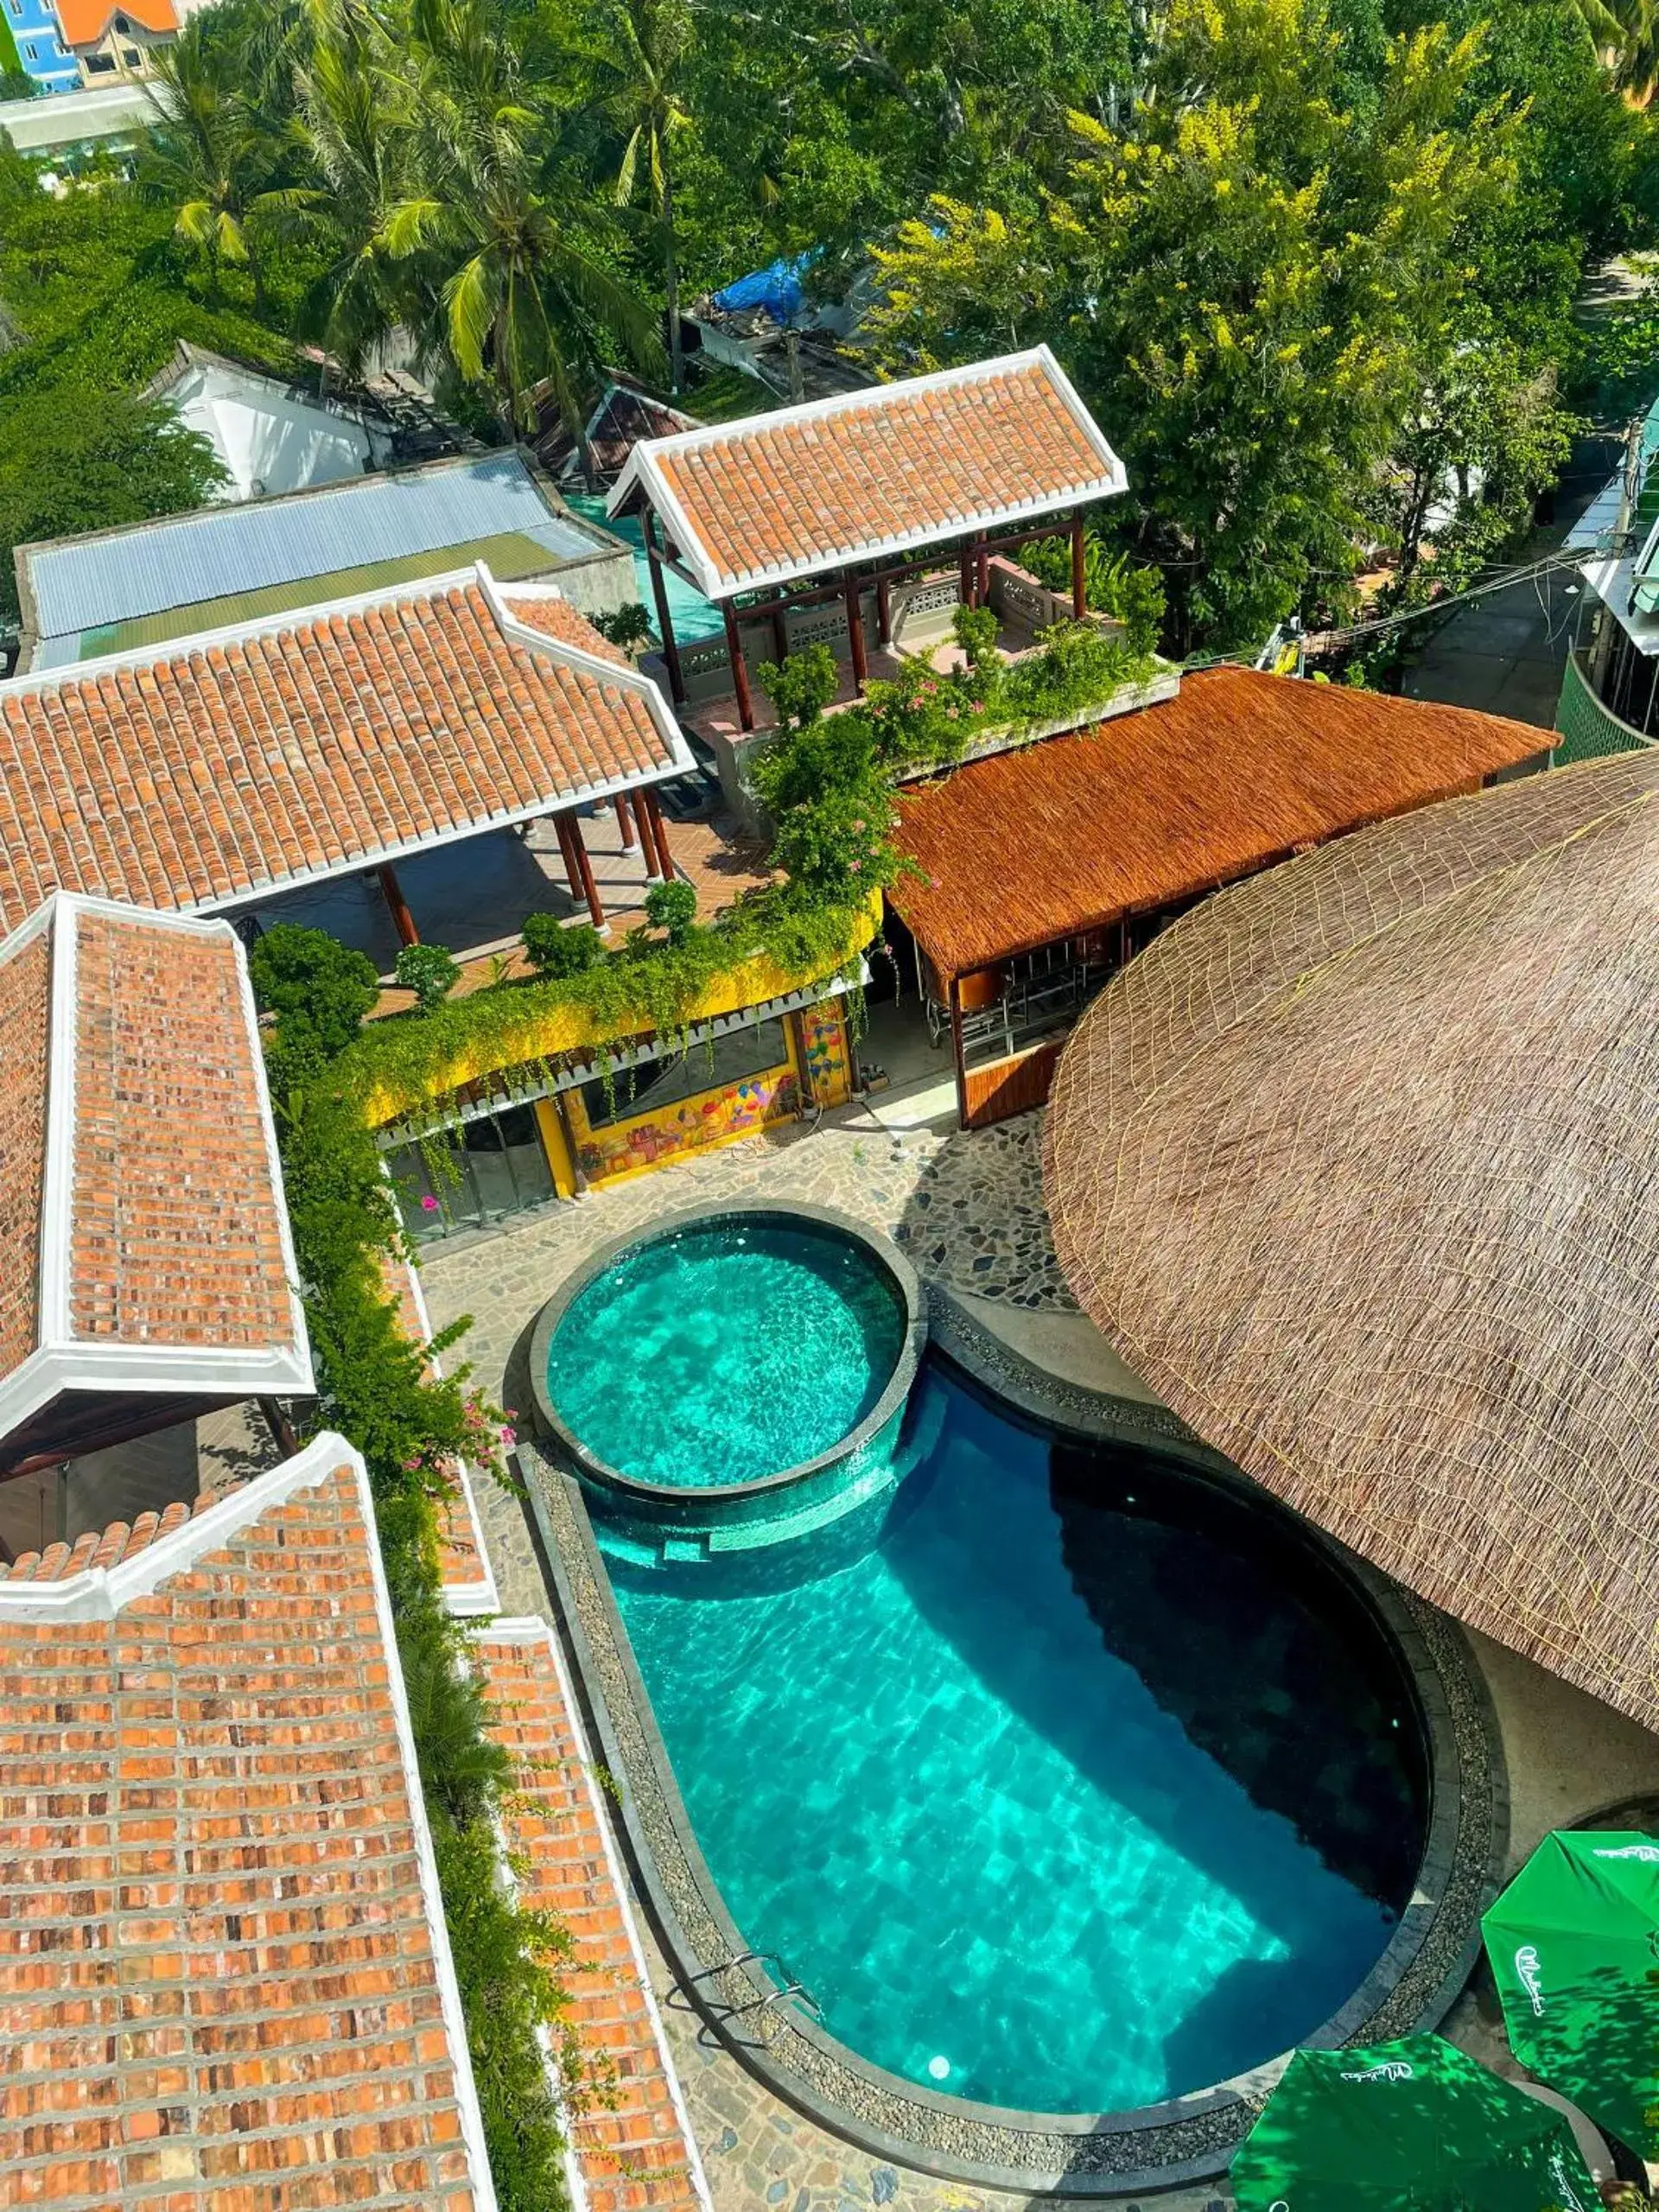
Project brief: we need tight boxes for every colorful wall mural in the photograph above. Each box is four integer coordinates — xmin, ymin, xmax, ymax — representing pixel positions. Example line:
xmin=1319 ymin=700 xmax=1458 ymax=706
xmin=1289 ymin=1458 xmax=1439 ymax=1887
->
xmin=565 ymin=1045 xmax=802 ymax=1188
xmin=798 ymin=1001 xmax=855 ymax=1109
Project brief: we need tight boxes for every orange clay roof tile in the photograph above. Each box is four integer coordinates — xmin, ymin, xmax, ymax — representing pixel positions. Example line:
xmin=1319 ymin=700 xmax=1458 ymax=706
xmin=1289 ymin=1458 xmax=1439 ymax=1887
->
xmin=611 ymin=348 xmax=1126 ymax=598
xmin=0 ymin=578 xmax=683 ymax=932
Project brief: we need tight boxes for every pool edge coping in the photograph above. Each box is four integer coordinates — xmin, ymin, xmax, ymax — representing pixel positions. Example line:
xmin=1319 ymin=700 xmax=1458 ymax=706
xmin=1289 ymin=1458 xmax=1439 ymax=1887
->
xmin=518 ymin=1281 xmax=1510 ymax=2200
xmin=527 ymin=1197 xmax=928 ymax=1512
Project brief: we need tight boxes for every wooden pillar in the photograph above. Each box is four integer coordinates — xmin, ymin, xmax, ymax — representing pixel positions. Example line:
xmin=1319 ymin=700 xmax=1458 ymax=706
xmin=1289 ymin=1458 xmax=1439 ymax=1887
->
xmin=958 ymin=541 xmax=976 ymax=609
xmin=875 ymin=575 xmax=893 ymax=647
xmin=844 ymin=573 xmax=868 ymax=692
xmin=556 ymin=813 xmax=605 ymax=927
xmin=974 ymin=530 xmax=989 ymax=607
xmin=643 ymin=789 xmax=676 ymax=880
xmin=377 ymin=863 xmax=419 ymax=946
xmin=948 ymin=973 xmax=969 ymax=1130
xmin=614 ymin=793 xmax=636 ymax=849
xmin=1071 ymin=512 xmax=1088 ymax=620
xmin=641 ymin=507 xmax=686 ymax=704
xmin=631 ymin=790 xmax=662 ymax=879
xmin=257 ymin=1396 xmax=298 ymax=1457
xmin=769 ymin=588 xmax=789 ymax=664
xmin=722 ymin=600 xmax=755 ymax=731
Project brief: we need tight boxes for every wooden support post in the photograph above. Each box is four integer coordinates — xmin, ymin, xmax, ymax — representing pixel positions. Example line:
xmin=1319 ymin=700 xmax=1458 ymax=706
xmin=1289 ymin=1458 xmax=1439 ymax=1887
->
xmin=644 ymin=788 xmax=676 ymax=880
xmin=632 ymin=791 xmax=661 ymax=879
xmin=974 ymin=530 xmax=989 ymax=607
xmin=958 ymin=542 xmax=976 ymax=608
xmin=949 ymin=974 xmax=969 ymax=1130
xmin=614 ymin=793 xmax=636 ymax=848
xmin=722 ymin=600 xmax=755 ymax=730
xmin=844 ymin=574 xmax=868 ymax=692
xmin=377 ymin=863 xmax=419 ymax=947
xmin=1071 ymin=512 xmax=1088 ymax=620
xmin=642 ymin=507 xmax=686 ymax=704
xmin=555 ymin=813 xmax=585 ymax=900
xmin=876 ymin=575 xmax=892 ymax=647
xmin=769 ymin=589 xmax=789 ymax=664
xmin=257 ymin=1396 xmax=298 ymax=1458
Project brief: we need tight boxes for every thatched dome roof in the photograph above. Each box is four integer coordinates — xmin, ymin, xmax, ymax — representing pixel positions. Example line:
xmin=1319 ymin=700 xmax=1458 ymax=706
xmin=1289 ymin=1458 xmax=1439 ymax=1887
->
xmin=1043 ymin=750 xmax=1659 ymax=1724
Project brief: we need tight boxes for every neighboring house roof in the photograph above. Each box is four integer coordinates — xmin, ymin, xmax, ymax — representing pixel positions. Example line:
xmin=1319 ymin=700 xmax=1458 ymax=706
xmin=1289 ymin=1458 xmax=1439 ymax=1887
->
xmin=607 ymin=346 xmax=1128 ymax=599
xmin=0 ymin=569 xmax=692 ymax=933
xmin=537 ymin=375 xmax=702 ymax=485
xmin=0 ymin=1432 xmax=495 ymax=2209
xmin=15 ymin=449 xmax=627 ymax=671
xmin=0 ymin=894 xmax=310 ymax=1470
xmin=889 ymin=666 xmax=1549 ymax=979
xmin=54 ymin=0 xmax=175 ymax=39
xmin=1043 ymin=747 xmax=1659 ymax=1729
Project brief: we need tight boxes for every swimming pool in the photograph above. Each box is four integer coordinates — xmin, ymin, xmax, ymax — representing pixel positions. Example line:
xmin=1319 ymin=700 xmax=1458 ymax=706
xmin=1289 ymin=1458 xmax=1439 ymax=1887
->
xmin=539 ymin=1211 xmax=912 ymax=1492
xmin=608 ymin=1358 xmax=1427 ymax=2117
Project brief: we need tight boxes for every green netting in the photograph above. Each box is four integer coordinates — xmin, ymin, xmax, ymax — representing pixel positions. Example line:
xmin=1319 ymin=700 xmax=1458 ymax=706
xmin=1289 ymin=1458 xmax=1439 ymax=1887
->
xmin=1553 ymin=652 xmax=1657 ymax=766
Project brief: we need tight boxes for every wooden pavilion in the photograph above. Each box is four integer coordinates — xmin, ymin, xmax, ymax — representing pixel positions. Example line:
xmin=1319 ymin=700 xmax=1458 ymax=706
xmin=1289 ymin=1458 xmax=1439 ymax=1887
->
xmin=888 ymin=667 xmax=1550 ymax=1128
xmin=605 ymin=346 xmax=1129 ymax=732
xmin=1042 ymin=747 xmax=1659 ymax=1729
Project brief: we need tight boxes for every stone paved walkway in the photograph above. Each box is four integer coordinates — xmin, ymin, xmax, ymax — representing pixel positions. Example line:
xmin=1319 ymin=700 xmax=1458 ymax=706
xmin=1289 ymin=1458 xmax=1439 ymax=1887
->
xmin=417 ymin=1107 xmax=1227 ymax=2212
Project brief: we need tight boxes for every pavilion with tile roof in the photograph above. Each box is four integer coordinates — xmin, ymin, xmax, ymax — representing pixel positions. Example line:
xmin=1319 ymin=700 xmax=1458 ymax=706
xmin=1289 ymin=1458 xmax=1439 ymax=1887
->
xmin=0 ymin=563 xmax=693 ymax=945
xmin=0 ymin=1429 xmax=495 ymax=2210
xmin=607 ymin=346 xmax=1127 ymax=730
xmin=0 ymin=893 xmax=311 ymax=1481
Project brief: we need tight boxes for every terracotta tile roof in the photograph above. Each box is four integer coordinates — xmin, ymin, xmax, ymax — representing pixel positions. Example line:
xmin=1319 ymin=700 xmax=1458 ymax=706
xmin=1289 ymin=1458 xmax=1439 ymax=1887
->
xmin=502 ymin=590 xmax=631 ymax=663
xmin=54 ymin=0 xmax=175 ymax=40
xmin=0 ymin=571 xmax=690 ymax=933
xmin=478 ymin=1620 xmax=711 ymax=2212
xmin=1 ymin=1496 xmax=196 ymax=1581
xmin=607 ymin=347 xmax=1127 ymax=598
xmin=0 ymin=896 xmax=310 ymax=1461
xmin=889 ymin=666 xmax=1550 ymax=979
xmin=0 ymin=1434 xmax=491 ymax=2209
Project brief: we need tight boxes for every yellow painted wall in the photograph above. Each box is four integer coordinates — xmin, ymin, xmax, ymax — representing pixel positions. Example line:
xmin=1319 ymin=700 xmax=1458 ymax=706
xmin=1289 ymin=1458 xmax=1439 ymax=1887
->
xmin=562 ymin=1023 xmax=803 ymax=1190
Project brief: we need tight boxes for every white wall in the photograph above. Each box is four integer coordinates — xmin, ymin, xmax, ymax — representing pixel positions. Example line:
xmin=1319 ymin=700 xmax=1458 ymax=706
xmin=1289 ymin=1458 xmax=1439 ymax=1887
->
xmin=170 ymin=362 xmax=395 ymax=502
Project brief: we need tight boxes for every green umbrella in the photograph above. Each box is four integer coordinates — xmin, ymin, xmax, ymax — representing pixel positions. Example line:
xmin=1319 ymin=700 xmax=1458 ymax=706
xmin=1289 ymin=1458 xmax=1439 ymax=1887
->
xmin=1485 ymin=1827 xmax=1659 ymax=2155
xmin=1232 ymin=2035 xmax=1599 ymax=2212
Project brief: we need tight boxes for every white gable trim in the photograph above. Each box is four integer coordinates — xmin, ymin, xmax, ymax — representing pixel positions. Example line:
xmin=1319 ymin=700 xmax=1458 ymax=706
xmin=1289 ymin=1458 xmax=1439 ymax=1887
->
xmin=607 ymin=346 xmax=1128 ymax=599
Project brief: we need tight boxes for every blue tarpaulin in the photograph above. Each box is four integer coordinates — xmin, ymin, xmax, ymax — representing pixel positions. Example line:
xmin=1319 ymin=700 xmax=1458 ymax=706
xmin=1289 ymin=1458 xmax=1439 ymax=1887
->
xmin=711 ymin=252 xmax=816 ymax=322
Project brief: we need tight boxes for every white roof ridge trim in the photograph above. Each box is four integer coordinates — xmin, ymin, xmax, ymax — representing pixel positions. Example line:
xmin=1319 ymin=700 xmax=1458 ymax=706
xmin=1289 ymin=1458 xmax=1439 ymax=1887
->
xmin=607 ymin=345 xmax=1127 ymax=599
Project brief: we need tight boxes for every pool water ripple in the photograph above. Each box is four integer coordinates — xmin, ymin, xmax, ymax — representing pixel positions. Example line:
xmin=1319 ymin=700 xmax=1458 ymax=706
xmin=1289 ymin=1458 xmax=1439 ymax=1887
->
xmin=611 ymin=1363 xmax=1425 ymax=2114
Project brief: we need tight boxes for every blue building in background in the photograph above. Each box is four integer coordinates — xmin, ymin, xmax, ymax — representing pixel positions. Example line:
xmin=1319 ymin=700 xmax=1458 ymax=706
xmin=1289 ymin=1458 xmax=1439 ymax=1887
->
xmin=4 ymin=0 xmax=80 ymax=92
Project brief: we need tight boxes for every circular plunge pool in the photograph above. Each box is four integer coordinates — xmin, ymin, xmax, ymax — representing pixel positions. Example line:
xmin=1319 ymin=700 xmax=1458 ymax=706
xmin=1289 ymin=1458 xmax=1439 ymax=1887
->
xmin=531 ymin=1203 xmax=921 ymax=1501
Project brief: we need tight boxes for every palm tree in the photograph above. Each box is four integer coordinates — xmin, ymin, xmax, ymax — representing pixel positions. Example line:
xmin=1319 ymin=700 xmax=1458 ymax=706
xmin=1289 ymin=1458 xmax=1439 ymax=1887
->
xmin=380 ymin=0 xmax=664 ymax=472
xmin=143 ymin=20 xmax=284 ymax=308
xmin=605 ymin=0 xmax=693 ymax=391
xmin=1572 ymin=0 xmax=1659 ymax=100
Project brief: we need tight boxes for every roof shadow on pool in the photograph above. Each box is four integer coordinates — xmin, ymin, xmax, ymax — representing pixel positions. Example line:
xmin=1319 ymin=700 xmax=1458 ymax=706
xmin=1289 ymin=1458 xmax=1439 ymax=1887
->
xmin=876 ymin=1367 xmax=1427 ymax=1967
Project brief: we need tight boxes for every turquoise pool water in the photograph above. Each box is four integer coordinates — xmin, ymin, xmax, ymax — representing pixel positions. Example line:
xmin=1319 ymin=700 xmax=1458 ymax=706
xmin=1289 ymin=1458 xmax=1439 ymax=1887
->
xmin=565 ymin=492 xmax=727 ymax=643
xmin=611 ymin=1362 xmax=1425 ymax=2113
xmin=546 ymin=1219 xmax=906 ymax=1489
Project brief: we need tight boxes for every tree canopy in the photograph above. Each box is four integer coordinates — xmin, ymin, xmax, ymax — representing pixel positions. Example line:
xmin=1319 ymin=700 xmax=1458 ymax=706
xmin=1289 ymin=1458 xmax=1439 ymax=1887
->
xmin=1 ymin=0 xmax=1656 ymax=652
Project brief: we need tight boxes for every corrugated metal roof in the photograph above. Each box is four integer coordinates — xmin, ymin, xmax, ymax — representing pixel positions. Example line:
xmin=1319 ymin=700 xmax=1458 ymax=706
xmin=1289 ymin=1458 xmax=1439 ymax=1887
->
xmin=46 ymin=531 xmax=586 ymax=671
xmin=22 ymin=452 xmax=607 ymax=645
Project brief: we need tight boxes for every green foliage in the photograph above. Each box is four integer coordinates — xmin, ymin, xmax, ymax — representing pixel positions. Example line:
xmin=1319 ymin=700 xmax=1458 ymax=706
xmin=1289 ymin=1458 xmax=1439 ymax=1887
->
xmin=950 ymin=602 xmax=999 ymax=668
xmin=522 ymin=913 xmax=607 ymax=977
xmin=395 ymin=940 xmax=462 ymax=1011
xmin=270 ymin=1022 xmax=576 ymax=2212
xmin=346 ymin=881 xmax=868 ymax=1113
xmin=250 ymin=923 xmax=379 ymax=1068
xmin=591 ymin=600 xmax=653 ymax=651
xmin=757 ymin=642 xmax=839 ymax=728
xmin=1020 ymin=532 xmax=1167 ymax=655
xmin=644 ymin=875 xmax=698 ymax=942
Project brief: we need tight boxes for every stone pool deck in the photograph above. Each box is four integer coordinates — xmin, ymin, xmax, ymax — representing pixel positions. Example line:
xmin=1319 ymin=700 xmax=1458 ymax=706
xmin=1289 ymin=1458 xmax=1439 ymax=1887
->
xmin=416 ymin=1095 xmax=1659 ymax=2212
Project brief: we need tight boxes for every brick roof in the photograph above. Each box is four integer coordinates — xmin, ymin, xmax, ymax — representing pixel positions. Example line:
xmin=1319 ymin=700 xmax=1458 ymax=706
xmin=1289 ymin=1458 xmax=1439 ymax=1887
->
xmin=0 ymin=570 xmax=690 ymax=933
xmin=607 ymin=347 xmax=1127 ymax=598
xmin=890 ymin=666 xmax=1550 ymax=979
xmin=0 ymin=1434 xmax=492 ymax=2209
xmin=0 ymin=896 xmax=310 ymax=1459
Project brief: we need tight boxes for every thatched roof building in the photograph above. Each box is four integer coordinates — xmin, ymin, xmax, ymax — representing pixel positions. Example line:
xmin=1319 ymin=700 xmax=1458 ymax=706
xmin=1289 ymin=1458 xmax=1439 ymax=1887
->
xmin=1043 ymin=748 xmax=1659 ymax=1725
